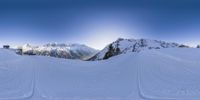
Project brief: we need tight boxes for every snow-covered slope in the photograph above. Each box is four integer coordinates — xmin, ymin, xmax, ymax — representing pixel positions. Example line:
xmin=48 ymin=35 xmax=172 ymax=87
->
xmin=89 ymin=38 xmax=189 ymax=60
xmin=18 ymin=43 xmax=98 ymax=60
xmin=1 ymin=48 xmax=200 ymax=100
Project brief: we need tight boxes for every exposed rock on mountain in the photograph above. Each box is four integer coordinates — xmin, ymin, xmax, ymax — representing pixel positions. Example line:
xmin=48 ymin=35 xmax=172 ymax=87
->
xmin=17 ymin=43 xmax=98 ymax=60
xmin=88 ymin=38 xmax=189 ymax=60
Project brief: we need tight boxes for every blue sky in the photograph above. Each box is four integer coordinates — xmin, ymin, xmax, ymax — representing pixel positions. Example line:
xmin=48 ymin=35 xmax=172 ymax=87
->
xmin=0 ymin=0 xmax=200 ymax=49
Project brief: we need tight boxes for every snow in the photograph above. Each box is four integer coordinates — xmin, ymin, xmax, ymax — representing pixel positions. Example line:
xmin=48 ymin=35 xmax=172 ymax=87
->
xmin=90 ymin=38 xmax=185 ymax=60
xmin=18 ymin=43 xmax=98 ymax=60
xmin=0 ymin=48 xmax=200 ymax=100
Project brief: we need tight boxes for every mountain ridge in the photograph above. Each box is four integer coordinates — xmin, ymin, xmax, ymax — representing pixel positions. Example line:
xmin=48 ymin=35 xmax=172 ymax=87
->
xmin=88 ymin=38 xmax=190 ymax=60
xmin=16 ymin=43 xmax=98 ymax=60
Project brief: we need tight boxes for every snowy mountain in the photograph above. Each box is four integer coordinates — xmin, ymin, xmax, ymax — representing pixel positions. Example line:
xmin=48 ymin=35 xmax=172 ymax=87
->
xmin=88 ymin=38 xmax=190 ymax=60
xmin=17 ymin=43 xmax=98 ymax=60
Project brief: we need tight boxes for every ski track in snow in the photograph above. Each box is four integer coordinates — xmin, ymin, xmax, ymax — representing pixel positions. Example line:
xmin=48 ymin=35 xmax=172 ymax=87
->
xmin=1 ymin=48 xmax=200 ymax=100
xmin=137 ymin=49 xmax=200 ymax=100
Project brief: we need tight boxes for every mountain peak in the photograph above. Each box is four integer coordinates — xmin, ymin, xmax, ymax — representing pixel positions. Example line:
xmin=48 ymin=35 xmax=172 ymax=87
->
xmin=88 ymin=38 xmax=190 ymax=60
xmin=18 ymin=43 xmax=98 ymax=60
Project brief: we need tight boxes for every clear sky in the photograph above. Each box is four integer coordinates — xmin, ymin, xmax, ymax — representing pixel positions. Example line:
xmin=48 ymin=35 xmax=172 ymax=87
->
xmin=0 ymin=0 xmax=200 ymax=49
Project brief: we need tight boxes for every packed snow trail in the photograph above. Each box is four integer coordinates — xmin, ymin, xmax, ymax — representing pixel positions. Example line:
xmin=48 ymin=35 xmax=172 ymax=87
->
xmin=35 ymin=55 xmax=140 ymax=100
xmin=0 ymin=49 xmax=34 ymax=99
xmin=0 ymin=49 xmax=141 ymax=100
xmin=1 ymin=48 xmax=200 ymax=100
xmin=137 ymin=49 xmax=200 ymax=100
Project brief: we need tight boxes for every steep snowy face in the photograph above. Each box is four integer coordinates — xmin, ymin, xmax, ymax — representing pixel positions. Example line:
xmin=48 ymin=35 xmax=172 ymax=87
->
xmin=18 ymin=43 xmax=98 ymax=60
xmin=89 ymin=38 xmax=189 ymax=60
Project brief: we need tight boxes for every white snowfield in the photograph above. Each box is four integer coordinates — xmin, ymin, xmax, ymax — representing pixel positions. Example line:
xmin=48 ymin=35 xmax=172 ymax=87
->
xmin=0 ymin=48 xmax=200 ymax=100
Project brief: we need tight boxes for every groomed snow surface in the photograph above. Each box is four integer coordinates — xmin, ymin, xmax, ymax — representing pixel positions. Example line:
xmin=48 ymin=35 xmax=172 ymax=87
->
xmin=0 ymin=48 xmax=200 ymax=100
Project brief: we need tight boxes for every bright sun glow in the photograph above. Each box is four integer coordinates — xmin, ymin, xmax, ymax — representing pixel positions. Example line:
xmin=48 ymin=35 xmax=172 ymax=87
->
xmin=83 ymin=29 xmax=134 ymax=50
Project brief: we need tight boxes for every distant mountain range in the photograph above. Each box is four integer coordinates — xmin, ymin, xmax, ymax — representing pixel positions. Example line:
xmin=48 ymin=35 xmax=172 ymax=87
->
xmin=88 ymin=38 xmax=190 ymax=60
xmin=17 ymin=43 xmax=98 ymax=60
xmin=15 ymin=38 xmax=191 ymax=60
